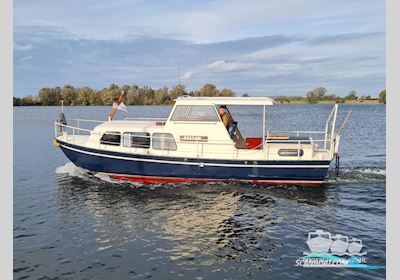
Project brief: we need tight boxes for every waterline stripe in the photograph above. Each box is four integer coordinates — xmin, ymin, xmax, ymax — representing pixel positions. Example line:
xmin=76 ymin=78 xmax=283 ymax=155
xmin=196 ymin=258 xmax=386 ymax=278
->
xmin=104 ymin=172 xmax=324 ymax=184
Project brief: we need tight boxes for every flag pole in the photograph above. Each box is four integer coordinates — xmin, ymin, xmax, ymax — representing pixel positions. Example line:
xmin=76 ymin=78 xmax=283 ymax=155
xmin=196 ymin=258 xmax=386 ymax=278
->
xmin=109 ymin=93 xmax=124 ymax=121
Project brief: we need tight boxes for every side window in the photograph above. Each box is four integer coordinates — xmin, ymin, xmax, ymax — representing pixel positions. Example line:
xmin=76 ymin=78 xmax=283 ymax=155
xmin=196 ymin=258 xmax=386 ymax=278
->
xmin=123 ymin=132 xmax=150 ymax=149
xmin=152 ymin=133 xmax=177 ymax=151
xmin=171 ymin=105 xmax=219 ymax=121
xmin=100 ymin=131 xmax=121 ymax=146
xmin=171 ymin=105 xmax=191 ymax=121
xmin=278 ymin=149 xmax=304 ymax=157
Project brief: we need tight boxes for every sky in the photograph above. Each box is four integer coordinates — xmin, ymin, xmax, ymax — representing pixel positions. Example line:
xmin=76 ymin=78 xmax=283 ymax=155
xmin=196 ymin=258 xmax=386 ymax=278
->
xmin=13 ymin=0 xmax=386 ymax=97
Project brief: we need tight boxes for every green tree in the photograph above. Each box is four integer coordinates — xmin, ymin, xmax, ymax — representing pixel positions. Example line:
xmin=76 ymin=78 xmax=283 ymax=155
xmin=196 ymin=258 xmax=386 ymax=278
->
xmin=20 ymin=95 xmax=36 ymax=106
xmin=154 ymin=87 xmax=169 ymax=105
xmin=13 ymin=97 xmax=21 ymax=106
xmin=325 ymin=94 xmax=337 ymax=101
xmin=142 ymin=86 xmax=156 ymax=105
xmin=199 ymin=84 xmax=218 ymax=97
xmin=313 ymin=87 xmax=327 ymax=100
xmin=289 ymin=96 xmax=305 ymax=102
xmin=38 ymin=87 xmax=61 ymax=105
xmin=20 ymin=83 xmax=256 ymax=106
xmin=76 ymin=87 xmax=93 ymax=105
xmin=170 ymin=85 xmax=186 ymax=101
xmin=100 ymin=84 xmax=121 ymax=105
xmin=306 ymin=91 xmax=318 ymax=104
xmin=306 ymin=87 xmax=328 ymax=103
xmin=60 ymin=85 xmax=76 ymax=105
xmin=345 ymin=90 xmax=358 ymax=100
xmin=38 ymin=88 xmax=51 ymax=105
xmin=218 ymin=88 xmax=236 ymax=97
xmin=125 ymin=84 xmax=139 ymax=105
xmin=378 ymin=89 xmax=386 ymax=104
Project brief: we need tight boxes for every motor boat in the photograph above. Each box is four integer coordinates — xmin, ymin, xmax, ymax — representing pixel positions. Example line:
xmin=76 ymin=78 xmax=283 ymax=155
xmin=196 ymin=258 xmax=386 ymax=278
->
xmin=53 ymin=96 xmax=350 ymax=185
xmin=348 ymin=238 xmax=363 ymax=254
xmin=330 ymin=234 xmax=350 ymax=255
xmin=306 ymin=230 xmax=333 ymax=253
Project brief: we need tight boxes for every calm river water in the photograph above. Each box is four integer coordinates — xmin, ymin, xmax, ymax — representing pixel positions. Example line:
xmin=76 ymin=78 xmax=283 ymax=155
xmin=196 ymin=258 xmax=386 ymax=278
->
xmin=14 ymin=104 xmax=386 ymax=279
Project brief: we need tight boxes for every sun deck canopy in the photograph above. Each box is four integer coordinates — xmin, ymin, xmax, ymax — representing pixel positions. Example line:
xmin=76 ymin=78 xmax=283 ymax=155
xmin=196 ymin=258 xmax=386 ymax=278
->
xmin=175 ymin=96 xmax=274 ymax=106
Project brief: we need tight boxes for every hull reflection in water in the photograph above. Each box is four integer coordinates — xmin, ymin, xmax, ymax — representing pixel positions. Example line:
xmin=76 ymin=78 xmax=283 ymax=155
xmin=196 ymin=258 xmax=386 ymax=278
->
xmin=56 ymin=165 xmax=328 ymax=269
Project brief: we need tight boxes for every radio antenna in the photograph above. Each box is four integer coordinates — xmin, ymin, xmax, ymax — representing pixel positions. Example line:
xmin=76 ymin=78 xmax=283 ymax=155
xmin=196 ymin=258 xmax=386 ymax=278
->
xmin=177 ymin=66 xmax=182 ymax=96
xmin=178 ymin=66 xmax=181 ymax=87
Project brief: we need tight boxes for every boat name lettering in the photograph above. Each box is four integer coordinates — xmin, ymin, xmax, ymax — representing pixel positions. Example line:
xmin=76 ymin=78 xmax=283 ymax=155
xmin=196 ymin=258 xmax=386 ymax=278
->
xmin=180 ymin=135 xmax=208 ymax=142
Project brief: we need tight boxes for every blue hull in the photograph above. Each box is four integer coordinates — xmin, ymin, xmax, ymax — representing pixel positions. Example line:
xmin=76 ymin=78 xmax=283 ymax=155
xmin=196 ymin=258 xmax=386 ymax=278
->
xmin=57 ymin=140 xmax=331 ymax=184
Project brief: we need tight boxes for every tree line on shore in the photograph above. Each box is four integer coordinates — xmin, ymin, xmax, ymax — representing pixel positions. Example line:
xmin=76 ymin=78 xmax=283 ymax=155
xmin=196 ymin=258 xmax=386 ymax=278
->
xmin=13 ymin=84 xmax=235 ymax=106
xmin=274 ymin=87 xmax=386 ymax=104
xmin=13 ymin=84 xmax=386 ymax=106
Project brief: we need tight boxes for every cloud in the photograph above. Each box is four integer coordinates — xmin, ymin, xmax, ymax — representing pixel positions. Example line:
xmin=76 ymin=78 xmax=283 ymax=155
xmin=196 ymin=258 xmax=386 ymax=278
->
xmin=182 ymin=71 xmax=193 ymax=80
xmin=206 ymin=60 xmax=255 ymax=73
xmin=13 ymin=0 xmax=385 ymax=97
xmin=13 ymin=25 xmax=385 ymax=97
xmin=308 ymin=32 xmax=384 ymax=46
xmin=19 ymin=55 xmax=33 ymax=62
xmin=13 ymin=0 xmax=384 ymax=42
xmin=14 ymin=42 xmax=33 ymax=51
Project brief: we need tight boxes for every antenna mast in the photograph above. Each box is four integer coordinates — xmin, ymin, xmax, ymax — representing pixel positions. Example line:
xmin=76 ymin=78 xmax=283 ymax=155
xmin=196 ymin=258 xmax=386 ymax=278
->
xmin=178 ymin=66 xmax=181 ymax=87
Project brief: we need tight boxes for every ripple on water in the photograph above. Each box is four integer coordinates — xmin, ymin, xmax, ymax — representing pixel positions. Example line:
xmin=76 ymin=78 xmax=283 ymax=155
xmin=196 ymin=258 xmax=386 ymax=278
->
xmin=35 ymin=163 xmax=384 ymax=279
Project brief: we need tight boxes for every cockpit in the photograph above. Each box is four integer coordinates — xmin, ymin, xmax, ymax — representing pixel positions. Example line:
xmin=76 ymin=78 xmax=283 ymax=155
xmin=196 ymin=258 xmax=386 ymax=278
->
xmin=169 ymin=103 xmax=247 ymax=148
xmin=217 ymin=105 xmax=247 ymax=148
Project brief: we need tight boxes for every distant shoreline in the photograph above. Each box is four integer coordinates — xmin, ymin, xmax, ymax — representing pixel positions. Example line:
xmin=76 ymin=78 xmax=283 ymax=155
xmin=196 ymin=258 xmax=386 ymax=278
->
xmin=274 ymin=99 xmax=381 ymax=105
xmin=13 ymin=101 xmax=384 ymax=107
xmin=13 ymin=84 xmax=386 ymax=106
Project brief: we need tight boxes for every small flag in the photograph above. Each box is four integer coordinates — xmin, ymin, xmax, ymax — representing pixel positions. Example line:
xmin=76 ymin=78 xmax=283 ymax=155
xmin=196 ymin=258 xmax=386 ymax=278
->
xmin=113 ymin=102 xmax=127 ymax=112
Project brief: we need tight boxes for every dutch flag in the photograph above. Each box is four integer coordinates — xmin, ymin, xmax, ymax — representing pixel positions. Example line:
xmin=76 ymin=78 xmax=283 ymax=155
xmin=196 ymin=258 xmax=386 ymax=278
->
xmin=113 ymin=101 xmax=127 ymax=112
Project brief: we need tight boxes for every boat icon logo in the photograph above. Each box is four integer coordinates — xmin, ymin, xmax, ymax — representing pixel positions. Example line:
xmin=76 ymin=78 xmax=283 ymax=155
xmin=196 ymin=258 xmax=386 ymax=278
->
xmin=295 ymin=231 xmax=384 ymax=269
xmin=304 ymin=230 xmax=365 ymax=256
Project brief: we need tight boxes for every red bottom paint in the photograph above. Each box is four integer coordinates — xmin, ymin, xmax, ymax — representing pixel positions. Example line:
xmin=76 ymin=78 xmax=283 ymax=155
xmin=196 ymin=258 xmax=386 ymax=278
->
xmin=104 ymin=173 xmax=324 ymax=185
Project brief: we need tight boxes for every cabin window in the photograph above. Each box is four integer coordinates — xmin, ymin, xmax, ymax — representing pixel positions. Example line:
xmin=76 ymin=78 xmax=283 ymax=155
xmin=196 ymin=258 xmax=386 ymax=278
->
xmin=152 ymin=133 xmax=177 ymax=151
xmin=123 ymin=132 xmax=150 ymax=149
xmin=170 ymin=105 xmax=219 ymax=121
xmin=278 ymin=149 xmax=304 ymax=157
xmin=100 ymin=131 xmax=121 ymax=146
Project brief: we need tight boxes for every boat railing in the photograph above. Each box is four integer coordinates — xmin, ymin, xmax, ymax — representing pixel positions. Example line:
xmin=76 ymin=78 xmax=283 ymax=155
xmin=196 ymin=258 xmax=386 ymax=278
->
xmin=60 ymin=118 xmax=169 ymax=136
xmin=324 ymin=104 xmax=338 ymax=151
xmin=55 ymin=120 xmax=335 ymax=160
xmin=68 ymin=118 xmax=167 ymax=122
xmin=123 ymin=117 xmax=168 ymax=121
xmin=55 ymin=121 xmax=238 ymax=145
xmin=55 ymin=121 xmax=248 ymax=158
xmin=268 ymin=130 xmax=326 ymax=136
xmin=55 ymin=121 xmax=332 ymax=144
xmin=70 ymin=118 xmax=105 ymax=123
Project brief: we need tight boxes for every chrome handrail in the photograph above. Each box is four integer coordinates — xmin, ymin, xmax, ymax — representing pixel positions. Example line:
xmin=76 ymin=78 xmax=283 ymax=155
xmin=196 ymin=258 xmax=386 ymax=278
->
xmin=69 ymin=118 xmax=105 ymax=123
xmin=55 ymin=122 xmax=335 ymax=144
xmin=268 ymin=130 xmax=325 ymax=134
xmin=54 ymin=122 xmax=235 ymax=145
xmin=123 ymin=118 xmax=168 ymax=121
